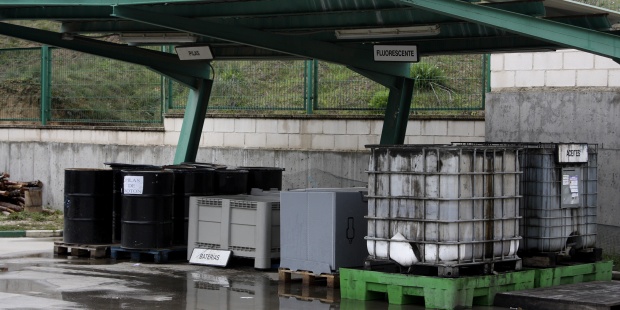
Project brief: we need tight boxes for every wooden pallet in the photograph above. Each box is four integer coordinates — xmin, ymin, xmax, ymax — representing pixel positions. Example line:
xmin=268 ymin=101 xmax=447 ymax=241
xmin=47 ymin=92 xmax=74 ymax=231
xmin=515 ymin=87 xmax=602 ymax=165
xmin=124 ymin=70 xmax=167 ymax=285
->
xmin=110 ymin=246 xmax=187 ymax=264
xmin=278 ymin=282 xmax=340 ymax=303
xmin=520 ymin=248 xmax=603 ymax=268
xmin=278 ymin=268 xmax=340 ymax=288
xmin=53 ymin=241 xmax=113 ymax=259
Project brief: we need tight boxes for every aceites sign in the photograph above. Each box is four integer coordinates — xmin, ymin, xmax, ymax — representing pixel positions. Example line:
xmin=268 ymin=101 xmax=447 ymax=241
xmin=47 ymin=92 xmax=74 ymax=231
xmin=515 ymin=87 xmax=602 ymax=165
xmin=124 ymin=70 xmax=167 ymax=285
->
xmin=373 ymin=45 xmax=418 ymax=62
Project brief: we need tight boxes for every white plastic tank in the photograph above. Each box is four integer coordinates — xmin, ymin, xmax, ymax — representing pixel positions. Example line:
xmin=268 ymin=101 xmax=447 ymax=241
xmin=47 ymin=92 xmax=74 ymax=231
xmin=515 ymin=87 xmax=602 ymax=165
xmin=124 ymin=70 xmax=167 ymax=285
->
xmin=519 ymin=144 xmax=597 ymax=253
xmin=365 ymin=145 xmax=522 ymax=267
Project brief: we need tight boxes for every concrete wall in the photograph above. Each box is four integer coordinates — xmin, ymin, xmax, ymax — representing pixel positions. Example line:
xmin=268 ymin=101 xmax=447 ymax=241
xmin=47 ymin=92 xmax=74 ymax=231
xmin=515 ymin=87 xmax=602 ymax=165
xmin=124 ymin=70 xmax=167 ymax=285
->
xmin=0 ymin=117 xmax=485 ymax=208
xmin=491 ymin=50 xmax=620 ymax=88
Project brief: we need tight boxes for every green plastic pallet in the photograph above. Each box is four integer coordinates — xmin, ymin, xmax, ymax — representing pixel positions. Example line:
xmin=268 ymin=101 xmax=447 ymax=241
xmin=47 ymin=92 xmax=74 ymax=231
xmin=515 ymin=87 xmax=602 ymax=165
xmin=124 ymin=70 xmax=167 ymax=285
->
xmin=340 ymin=268 xmax=537 ymax=309
xmin=534 ymin=261 xmax=613 ymax=288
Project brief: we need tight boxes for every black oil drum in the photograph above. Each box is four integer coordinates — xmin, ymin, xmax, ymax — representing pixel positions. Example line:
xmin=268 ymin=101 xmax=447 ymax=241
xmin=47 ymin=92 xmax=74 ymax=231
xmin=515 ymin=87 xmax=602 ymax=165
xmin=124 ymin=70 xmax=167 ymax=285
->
xmin=239 ymin=166 xmax=285 ymax=194
xmin=164 ymin=166 xmax=216 ymax=246
xmin=181 ymin=162 xmax=227 ymax=170
xmin=215 ymin=169 xmax=248 ymax=195
xmin=104 ymin=162 xmax=161 ymax=243
xmin=64 ymin=168 xmax=114 ymax=244
xmin=121 ymin=170 xmax=174 ymax=249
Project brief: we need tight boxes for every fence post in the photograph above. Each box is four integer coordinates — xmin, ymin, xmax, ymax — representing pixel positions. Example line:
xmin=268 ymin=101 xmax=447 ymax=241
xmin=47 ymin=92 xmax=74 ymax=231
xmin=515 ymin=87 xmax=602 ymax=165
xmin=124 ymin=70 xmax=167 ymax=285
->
xmin=161 ymin=45 xmax=175 ymax=113
xmin=482 ymin=54 xmax=490 ymax=110
xmin=40 ymin=45 xmax=52 ymax=125
xmin=304 ymin=59 xmax=316 ymax=114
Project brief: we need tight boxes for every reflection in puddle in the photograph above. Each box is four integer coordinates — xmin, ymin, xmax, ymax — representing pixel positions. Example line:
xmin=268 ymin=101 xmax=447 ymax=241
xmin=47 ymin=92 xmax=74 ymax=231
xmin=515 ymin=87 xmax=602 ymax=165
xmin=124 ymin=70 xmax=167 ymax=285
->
xmin=186 ymin=272 xmax=276 ymax=310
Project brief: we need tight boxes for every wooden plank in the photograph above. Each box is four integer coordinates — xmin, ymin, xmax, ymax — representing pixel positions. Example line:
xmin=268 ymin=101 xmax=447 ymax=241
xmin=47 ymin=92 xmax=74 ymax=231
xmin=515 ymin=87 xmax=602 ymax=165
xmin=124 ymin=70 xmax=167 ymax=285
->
xmin=53 ymin=242 xmax=113 ymax=259
xmin=278 ymin=268 xmax=340 ymax=288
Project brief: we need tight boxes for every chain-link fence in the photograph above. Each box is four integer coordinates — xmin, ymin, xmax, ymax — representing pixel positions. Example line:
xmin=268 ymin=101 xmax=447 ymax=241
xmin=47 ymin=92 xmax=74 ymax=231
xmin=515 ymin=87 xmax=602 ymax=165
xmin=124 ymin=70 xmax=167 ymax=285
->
xmin=169 ymin=56 xmax=487 ymax=114
xmin=167 ymin=60 xmax=306 ymax=111
xmin=51 ymin=48 xmax=163 ymax=125
xmin=316 ymin=54 xmax=486 ymax=112
xmin=1 ymin=47 xmax=487 ymax=125
xmin=0 ymin=48 xmax=41 ymax=121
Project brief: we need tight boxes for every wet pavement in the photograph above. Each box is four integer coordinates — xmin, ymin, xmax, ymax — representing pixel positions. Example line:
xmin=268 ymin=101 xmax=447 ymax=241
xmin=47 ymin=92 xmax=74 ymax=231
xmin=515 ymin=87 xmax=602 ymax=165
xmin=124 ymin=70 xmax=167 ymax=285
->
xmin=0 ymin=238 xmax=509 ymax=309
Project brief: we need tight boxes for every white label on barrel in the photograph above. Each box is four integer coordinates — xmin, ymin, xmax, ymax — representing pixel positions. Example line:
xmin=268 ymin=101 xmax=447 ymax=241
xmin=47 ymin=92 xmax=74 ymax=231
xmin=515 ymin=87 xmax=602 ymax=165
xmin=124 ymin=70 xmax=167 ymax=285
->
xmin=123 ymin=176 xmax=144 ymax=195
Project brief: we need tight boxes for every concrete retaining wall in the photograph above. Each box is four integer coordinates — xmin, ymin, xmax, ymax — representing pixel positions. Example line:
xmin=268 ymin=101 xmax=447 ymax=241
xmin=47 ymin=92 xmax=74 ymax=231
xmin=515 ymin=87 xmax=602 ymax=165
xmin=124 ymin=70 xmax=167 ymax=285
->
xmin=0 ymin=117 xmax=484 ymax=208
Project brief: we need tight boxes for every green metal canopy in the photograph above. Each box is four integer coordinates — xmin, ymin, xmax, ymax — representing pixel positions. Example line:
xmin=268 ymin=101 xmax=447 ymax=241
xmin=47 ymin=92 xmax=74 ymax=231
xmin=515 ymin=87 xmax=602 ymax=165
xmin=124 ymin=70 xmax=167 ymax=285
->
xmin=0 ymin=0 xmax=619 ymax=162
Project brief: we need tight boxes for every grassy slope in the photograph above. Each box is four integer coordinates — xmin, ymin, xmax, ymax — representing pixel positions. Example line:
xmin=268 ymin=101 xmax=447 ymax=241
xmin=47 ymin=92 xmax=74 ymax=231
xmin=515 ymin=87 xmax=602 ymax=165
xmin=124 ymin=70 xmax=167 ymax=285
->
xmin=1 ymin=20 xmax=484 ymax=121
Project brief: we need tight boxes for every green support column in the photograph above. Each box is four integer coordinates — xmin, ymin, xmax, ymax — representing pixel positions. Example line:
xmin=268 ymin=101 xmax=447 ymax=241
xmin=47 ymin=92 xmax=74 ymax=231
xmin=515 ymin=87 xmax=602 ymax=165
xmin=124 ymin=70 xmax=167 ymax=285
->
xmin=40 ymin=45 xmax=51 ymax=125
xmin=173 ymin=77 xmax=214 ymax=164
xmin=380 ymin=77 xmax=415 ymax=145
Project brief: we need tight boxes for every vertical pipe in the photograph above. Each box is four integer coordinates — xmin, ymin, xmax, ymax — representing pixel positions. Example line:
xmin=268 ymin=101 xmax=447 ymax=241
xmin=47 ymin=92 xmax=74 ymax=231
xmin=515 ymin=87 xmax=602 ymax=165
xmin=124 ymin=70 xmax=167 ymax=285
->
xmin=40 ymin=45 xmax=52 ymax=125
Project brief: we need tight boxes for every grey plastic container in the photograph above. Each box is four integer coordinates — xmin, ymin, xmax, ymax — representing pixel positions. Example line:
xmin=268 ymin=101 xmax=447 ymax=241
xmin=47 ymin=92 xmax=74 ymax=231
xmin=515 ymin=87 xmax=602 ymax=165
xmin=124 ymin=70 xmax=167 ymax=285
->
xmin=519 ymin=144 xmax=597 ymax=253
xmin=187 ymin=194 xmax=280 ymax=269
xmin=279 ymin=188 xmax=368 ymax=275
xmin=366 ymin=145 xmax=522 ymax=267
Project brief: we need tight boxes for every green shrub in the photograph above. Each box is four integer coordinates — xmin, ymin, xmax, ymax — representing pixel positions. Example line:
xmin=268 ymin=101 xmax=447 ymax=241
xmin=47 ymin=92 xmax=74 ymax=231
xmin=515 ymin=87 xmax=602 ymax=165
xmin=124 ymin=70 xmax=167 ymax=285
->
xmin=410 ymin=62 xmax=449 ymax=90
xmin=369 ymin=89 xmax=390 ymax=109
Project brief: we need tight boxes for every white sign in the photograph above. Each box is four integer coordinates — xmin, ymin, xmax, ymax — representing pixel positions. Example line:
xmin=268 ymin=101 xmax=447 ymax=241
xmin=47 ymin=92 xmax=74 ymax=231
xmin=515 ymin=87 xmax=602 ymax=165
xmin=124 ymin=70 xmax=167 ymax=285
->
xmin=189 ymin=248 xmax=232 ymax=267
xmin=123 ymin=175 xmax=144 ymax=195
xmin=373 ymin=45 xmax=418 ymax=62
xmin=175 ymin=46 xmax=214 ymax=60
xmin=557 ymin=144 xmax=588 ymax=163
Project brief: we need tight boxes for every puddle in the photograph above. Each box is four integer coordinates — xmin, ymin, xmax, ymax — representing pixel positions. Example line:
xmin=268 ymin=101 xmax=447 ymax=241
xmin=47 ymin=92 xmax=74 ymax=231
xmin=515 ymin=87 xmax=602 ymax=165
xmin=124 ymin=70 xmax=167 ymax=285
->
xmin=0 ymin=240 xmax=512 ymax=310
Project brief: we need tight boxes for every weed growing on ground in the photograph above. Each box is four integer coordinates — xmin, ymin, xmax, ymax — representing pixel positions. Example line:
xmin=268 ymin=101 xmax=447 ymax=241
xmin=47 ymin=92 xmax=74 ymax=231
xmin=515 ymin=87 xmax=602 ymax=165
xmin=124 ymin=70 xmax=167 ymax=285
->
xmin=0 ymin=209 xmax=63 ymax=231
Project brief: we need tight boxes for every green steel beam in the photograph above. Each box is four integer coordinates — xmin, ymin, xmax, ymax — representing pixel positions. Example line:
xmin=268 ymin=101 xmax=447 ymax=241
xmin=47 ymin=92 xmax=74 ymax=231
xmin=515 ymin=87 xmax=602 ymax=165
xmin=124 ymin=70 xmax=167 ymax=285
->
xmin=0 ymin=1 xmax=411 ymax=20
xmin=0 ymin=22 xmax=209 ymax=88
xmin=397 ymin=0 xmax=620 ymax=62
xmin=174 ymin=78 xmax=214 ymax=164
xmin=380 ymin=77 xmax=415 ymax=145
xmin=0 ymin=0 xmax=208 ymax=5
xmin=111 ymin=6 xmax=410 ymax=78
xmin=0 ymin=6 xmax=112 ymax=19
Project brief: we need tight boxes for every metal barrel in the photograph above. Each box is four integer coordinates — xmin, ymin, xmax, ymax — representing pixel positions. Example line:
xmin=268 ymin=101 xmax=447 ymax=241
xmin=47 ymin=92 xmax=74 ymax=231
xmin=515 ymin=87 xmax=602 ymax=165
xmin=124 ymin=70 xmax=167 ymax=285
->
xmin=63 ymin=168 xmax=114 ymax=244
xmin=120 ymin=170 xmax=174 ymax=249
xmin=165 ymin=166 xmax=216 ymax=246
xmin=104 ymin=162 xmax=161 ymax=243
xmin=239 ymin=166 xmax=285 ymax=194
xmin=215 ymin=169 xmax=248 ymax=195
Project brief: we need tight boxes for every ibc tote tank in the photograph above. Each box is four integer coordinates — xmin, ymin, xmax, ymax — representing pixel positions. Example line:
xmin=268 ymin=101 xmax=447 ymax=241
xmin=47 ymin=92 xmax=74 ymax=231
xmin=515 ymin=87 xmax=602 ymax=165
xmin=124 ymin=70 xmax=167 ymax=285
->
xmin=519 ymin=143 xmax=597 ymax=254
xmin=365 ymin=145 xmax=522 ymax=274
